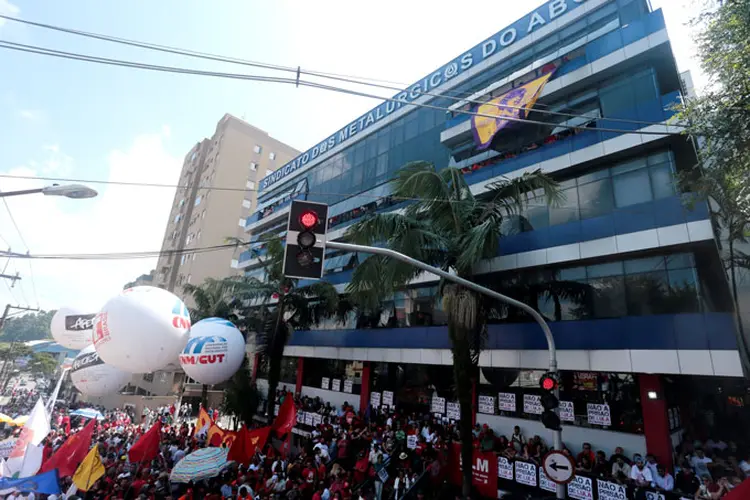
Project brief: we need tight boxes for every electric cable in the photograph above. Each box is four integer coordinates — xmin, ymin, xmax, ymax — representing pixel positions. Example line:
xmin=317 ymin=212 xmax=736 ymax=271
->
xmin=1 ymin=198 xmax=40 ymax=307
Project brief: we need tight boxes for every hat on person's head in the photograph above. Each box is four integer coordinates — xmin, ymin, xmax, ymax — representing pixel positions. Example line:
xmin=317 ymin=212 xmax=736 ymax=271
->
xmin=633 ymin=454 xmax=643 ymax=463
xmin=399 ymin=452 xmax=408 ymax=460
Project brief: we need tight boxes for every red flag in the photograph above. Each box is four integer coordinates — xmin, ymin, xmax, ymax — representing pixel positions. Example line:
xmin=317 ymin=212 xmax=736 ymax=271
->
xmin=128 ymin=421 xmax=161 ymax=463
xmin=272 ymin=393 xmax=296 ymax=435
xmin=40 ymin=418 xmax=96 ymax=477
xmin=228 ymin=426 xmax=270 ymax=466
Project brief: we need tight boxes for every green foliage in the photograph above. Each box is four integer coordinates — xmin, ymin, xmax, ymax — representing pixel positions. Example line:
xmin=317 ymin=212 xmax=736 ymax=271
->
xmin=28 ymin=352 xmax=57 ymax=377
xmin=221 ymin=359 xmax=260 ymax=428
xmin=345 ymin=161 xmax=560 ymax=496
xmin=0 ymin=311 xmax=55 ymax=342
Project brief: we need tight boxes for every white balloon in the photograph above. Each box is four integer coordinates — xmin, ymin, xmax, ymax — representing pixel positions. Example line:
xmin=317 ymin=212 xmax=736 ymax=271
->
xmin=50 ymin=307 xmax=95 ymax=350
xmin=70 ymin=345 xmax=132 ymax=397
xmin=179 ymin=318 xmax=245 ymax=385
xmin=93 ymin=286 xmax=191 ymax=373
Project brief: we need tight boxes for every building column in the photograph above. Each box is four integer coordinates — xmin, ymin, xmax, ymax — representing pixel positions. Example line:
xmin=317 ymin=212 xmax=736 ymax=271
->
xmin=359 ymin=361 xmax=371 ymax=415
xmin=295 ymin=357 xmax=304 ymax=397
xmin=471 ymin=378 xmax=478 ymax=426
xmin=639 ymin=374 xmax=673 ymax=472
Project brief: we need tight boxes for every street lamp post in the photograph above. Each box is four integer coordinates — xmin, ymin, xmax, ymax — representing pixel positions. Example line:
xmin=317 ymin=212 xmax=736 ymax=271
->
xmin=0 ymin=183 xmax=98 ymax=199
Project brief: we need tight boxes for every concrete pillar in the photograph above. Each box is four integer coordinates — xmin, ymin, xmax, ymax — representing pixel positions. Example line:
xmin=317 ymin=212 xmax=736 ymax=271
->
xmin=639 ymin=374 xmax=673 ymax=472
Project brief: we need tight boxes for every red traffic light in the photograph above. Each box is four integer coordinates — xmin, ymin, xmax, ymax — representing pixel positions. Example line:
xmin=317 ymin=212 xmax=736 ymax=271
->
xmin=540 ymin=374 xmax=557 ymax=391
xmin=299 ymin=210 xmax=319 ymax=229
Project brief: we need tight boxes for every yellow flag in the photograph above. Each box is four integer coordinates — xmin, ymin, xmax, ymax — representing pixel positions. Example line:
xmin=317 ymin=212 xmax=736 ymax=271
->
xmin=72 ymin=445 xmax=105 ymax=492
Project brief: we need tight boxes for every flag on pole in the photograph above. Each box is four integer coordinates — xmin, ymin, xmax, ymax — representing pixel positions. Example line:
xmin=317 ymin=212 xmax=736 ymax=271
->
xmin=45 ymin=368 xmax=68 ymax=417
xmin=40 ymin=418 xmax=96 ymax=477
xmin=72 ymin=445 xmax=105 ymax=491
xmin=18 ymin=443 xmax=43 ymax=478
xmin=206 ymin=423 xmax=225 ymax=447
xmin=193 ymin=407 xmax=212 ymax=437
xmin=128 ymin=421 xmax=161 ymax=463
xmin=6 ymin=399 xmax=50 ymax=476
xmin=272 ymin=393 xmax=296 ymax=435
xmin=228 ymin=426 xmax=270 ymax=466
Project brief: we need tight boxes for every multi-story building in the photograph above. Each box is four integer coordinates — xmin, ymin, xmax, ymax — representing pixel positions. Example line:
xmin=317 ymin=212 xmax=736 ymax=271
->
xmin=155 ymin=113 xmax=299 ymax=298
xmin=239 ymin=0 xmax=747 ymax=480
xmin=123 ymin=270 xmax=155 ymax=289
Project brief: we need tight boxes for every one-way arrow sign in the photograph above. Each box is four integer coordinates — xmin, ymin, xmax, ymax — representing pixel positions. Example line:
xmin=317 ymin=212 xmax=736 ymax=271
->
xmin=542 ymin=451 xmax=575 ymax=484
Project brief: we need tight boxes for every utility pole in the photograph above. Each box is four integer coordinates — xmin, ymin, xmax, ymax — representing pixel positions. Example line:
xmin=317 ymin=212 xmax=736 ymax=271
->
xmin=0 ymin=273 xmax=20 ymax=287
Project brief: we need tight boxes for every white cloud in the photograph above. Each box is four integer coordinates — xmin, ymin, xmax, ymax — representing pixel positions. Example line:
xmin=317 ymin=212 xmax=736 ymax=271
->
xmin=0 ymin=0 xmax=19 ymax=28
xmin=0 ymin=129 xmax=181 ymax=312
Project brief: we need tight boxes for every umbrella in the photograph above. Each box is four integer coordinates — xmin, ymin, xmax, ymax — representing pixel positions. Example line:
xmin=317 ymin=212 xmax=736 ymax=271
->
xmin=170 ymin=448 xmax=233 ymax=483
xmin=0 ymin=414 xmax=13 ymax=425
xmin=70 ymin=409 xmax=104 ymax=420
xmin=10 ymin=415 xmax=28 ymax=426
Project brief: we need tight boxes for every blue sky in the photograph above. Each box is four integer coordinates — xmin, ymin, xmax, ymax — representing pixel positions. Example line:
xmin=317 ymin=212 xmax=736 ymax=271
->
xmin=0 ymin=0 xmax=704 ymax=312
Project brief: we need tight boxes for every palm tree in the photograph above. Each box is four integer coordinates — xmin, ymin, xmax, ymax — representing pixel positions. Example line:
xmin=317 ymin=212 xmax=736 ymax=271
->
xmin=345 ymin=161 xmax=560 ymax=498
xmin=230 ymin=236 xmax=340 ymax=416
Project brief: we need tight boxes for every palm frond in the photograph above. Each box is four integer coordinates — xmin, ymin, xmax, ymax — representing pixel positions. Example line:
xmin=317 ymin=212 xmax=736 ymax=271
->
xmin=487 ymin=169 xmax=563 ymax=216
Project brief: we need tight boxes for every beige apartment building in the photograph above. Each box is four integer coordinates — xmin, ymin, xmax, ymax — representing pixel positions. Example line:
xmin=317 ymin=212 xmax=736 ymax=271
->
xmin=155 ymin=113 xmax=299 ymax=297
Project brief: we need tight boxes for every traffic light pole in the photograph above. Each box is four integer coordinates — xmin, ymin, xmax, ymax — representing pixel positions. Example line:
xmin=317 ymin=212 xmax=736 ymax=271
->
xmin=327 ymin=241 xmax=565 ymax=499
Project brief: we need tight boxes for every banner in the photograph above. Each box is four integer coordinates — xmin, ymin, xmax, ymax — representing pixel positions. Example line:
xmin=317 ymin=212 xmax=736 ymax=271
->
xmin=446 ymin=402 xmax=461 ymax=420
xmin=332 ymin=379 xmax=341 ymax=392
xmin=0 ymin=440 xmax=16 ymax=459
xmin=406 ymin=435 xmax=417 ymax=449
xmin=321 ymin=377 xmax=330 ymax=390
xmin=568 ymin=475 xmax=594 ymax=500
xmin=449 ymin=444 xmax=497 ymax=498
xmin=370 ymin=392 xmax=381 ymax=408
xmin=0 ymin=469 xmax=60 ymax=495
xmin=472 ymin=71 xmax=555 ymax=149
xmin=478 ymin=395 xmax=495 ymax=414
xmin=523 ymin=394 xmax=543 ymax=414
xmin=497 ymin=456 xmax=513 ymax=480
xmin=343 ymin=380 xmax=353 ymax=393
xmin=644 ymin=492 xmax=665 ymax=500
xmin=382 ymin=391 xmax=394 ymax=407
xmin=498 ymin=393 xmax=516 ymax=412
xmin=560 ymin=401 xmax=575 ymax=422
xmin=431 ymin=396 xmax=446 ymax=414
xmin=296 ymin=411 xmax=304 ymax=424
xmin=304 ymin=413 xmax=313 ymax=426
xmin=539 ymin=469 xmax=557 ymax=493
xmin=597 ymin=479 xmax=627 ymax=500
xmin=515 ymin=461 xmax=536 ymax=487
xmin=587 ymin=403 xmax=611 ymax=426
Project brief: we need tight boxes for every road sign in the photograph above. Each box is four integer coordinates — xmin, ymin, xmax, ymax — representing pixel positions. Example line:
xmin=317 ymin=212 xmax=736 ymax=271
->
xmin=542 ymin=451 xmax=575 ymax=484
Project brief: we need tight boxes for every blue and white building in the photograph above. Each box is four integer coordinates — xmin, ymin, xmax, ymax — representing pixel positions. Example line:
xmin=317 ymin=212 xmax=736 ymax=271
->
xmin=237 ymin=0 xmax=746 ymax=469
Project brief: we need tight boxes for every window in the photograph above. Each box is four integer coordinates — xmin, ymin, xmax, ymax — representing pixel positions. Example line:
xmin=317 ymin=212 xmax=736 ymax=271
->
xmin=249 ymin=162 xmax=257 ymax=171
xmin=247 ymin=180 xmax=256 ymax=190
xmin=180 ymin=255 xmax=186 ymax=265
xmin=187 ymin=274 xmax=192 ymax=284
xmin=269 ymin=152 xmax=276 ymax=160
xmin=142 ymin=373 xmax=154 ymax=383
xmin=197 ymin=230 xmax=201 ymax=240
xmin=194 ymin=195 xmax=202 ymax=207
xmin=174 ymin=214 xmax=182 ymax=224
xmin=254 ymin=145 xmax=262 ymax=154
xmin=239 ymin=218 xmax=246 ymax=228
xmin=201 ymin=210 xmax=206 ymax=219
xmin=242 ymin=199 xmax=252 ymax=209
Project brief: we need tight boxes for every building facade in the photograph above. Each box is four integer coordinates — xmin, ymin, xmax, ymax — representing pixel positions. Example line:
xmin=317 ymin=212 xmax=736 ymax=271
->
xmin=155 ymin=113 xmax=299 ymax=298
xmin=240 ymin=0 xmax=745 ymax=474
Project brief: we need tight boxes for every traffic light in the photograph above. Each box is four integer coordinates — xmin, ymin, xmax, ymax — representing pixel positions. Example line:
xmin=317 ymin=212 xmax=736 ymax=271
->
xmin=282 ymin=200 xmax=329 ymax=279
xmin=539 ymin=372 xmax=562 ymax=431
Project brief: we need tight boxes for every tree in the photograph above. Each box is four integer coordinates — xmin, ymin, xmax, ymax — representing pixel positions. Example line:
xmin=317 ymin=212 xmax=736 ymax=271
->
xmin=221 ymin=359 xmax=260 ymax=429
xmin=0 ymin=311 xmax=55 ymax=342
xmin=678 ymin=0 xmax=750 ymax=376
xmin=345 ymin=161 xmax=560 ymax=497
xmin=28 ymin=352 xmax=57 ymax=378
xmin=230 ymin=236 xmax=340 ymax=416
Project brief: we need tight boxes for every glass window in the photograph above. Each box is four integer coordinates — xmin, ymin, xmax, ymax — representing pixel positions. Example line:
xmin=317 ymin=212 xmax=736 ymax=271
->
xmin=377 ymin=129 xmax=389 ymax=155
xmin=269 ymin=152 xmax=276 ymax=160
xmin=550 ymin=186 xmax=580 ymax=225
xmin=650 ymin=164 xmax=676 ymax=199
xmin=624 ymin=256 xmax=665 ymax=275
xmin=578 ymin=179 xmax=613 ymax=218
xmin=405 ymin=115 xmax=419 ymax=140
xmin=249 ymin=162 xmax=257 ymax=171
xmin=587 ymin=262 xmax=623 ymax=279
xmin=253 ymin=145 xmax=262 ymax=154
xmin=589 ymin=276 xmax=627 ymax=318
xmin=613 ymin=168 xmax=652 ymax=207
xmin=666 ymin=253 xmax=695 ymax=270
xmin=560 ymin=266 xmax=586 ymax=281
xmin=625 ymin=271 xmax=668 ymax=315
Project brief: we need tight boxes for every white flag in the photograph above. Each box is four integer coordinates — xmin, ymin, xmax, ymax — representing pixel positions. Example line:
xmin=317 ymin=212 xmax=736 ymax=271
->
xmin=5 ymin=398 xmax=50 ymax=476
xmin=18 ymin=442 xmax=43 ymax=478
xmin=0 ymin=458 xmax=11 ymax=478
xmin=46 ymin=368 xmax=68 ymax=417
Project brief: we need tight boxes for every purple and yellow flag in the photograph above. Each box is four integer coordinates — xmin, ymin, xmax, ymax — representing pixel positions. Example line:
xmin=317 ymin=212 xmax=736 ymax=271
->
xmin=472 ymin=71 xmax=555 ymax=150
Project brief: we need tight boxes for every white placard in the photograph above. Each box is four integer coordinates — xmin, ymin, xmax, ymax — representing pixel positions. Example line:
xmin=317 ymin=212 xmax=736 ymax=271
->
xmin=478 ymin=395 xmax=495 ymax=414
xmin=586 ymin=403 xmax=611 ymax=426
xmin=274 ymin=404 xmax=280 ymax=416
xmin=597 ymin=479 xmax=627 ymax=500
xmin=296 ymin=411 xmax=305 ymax=424
xmin=371 ymin=392 xmax=381 ymax=408
xmin=560 ymin=401 xmax=575 ymax=422
xmin=446 ymin=402 xmax=460 ymax=420
xmin=539 ymin=469 xmax=557 ymax=493
xmin=498 ymin=392 xmax=516 ymax=412
xmin=431 ymin=396 xmax=446 ymax=414
xmin=344 ymin=379 xmax=353 ymax=393
xmin=644 ymin=493 xmax=665 ymax=500
xmin=377 ymin=467 xmax=389 ymax=483
xmin=497 ymin=456 xmax=513 ymax=480
xmin=321 ymin=377 xmax=330 ymax=390
xmin=382 ymin=391 xmax=394 ymax=407
xmin=0 ymin=439 xmax=16 ymax=459
xmin=304 ymin=412 xmax=314 ymax=426
xmin=314 ymin=413 xmax=323 ymax=426
xmin=567 ymin=475 xmax=594 ymax=500
xmin=332 ymin=379 xmax=341 ymax=392
xmin=514 ymin=461 xmax=537 ymax=487
xmin=407 ymin=435 xmax=417 ymax=449
xmin=523 ymin=394 xmax=543 ymax=414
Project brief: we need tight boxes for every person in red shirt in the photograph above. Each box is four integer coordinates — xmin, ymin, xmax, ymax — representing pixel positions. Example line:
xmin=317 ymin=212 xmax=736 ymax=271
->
xmin=130 ymin=470 xmax=147 ymax=495
xmin=576 ymin=442 xmax=595 ymax=466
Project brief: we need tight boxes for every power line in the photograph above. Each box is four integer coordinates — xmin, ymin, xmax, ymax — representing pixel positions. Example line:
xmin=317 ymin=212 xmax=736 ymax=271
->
xmin=0 ymin=198 xmax=39 ymax=307
xmin=0 ymin=39 xmax=684 ymax=138
xmin=0 ymin=241 xmax=250 ymax=261
xmin=0 ymin=13 xmax=682 ymax=129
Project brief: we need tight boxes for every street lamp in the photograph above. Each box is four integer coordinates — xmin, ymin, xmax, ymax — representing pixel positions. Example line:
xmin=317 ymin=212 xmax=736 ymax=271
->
xmin=0 ymin=183 xmax=98 ymax=199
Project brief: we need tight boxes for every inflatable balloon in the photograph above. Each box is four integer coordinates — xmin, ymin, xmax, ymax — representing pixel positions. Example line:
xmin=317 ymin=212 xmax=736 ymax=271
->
xmin=50 ymin=307 xmax=95 ymax=350
xmin=179 ymin=318 xmax=245 ymax=385
xmin=70 ymin=345 xmax=131 ymax=397
xmin=93 ymin=286 xmax=191 ymax=373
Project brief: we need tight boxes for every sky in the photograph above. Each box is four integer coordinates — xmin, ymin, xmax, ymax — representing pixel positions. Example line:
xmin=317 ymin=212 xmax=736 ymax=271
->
xmin=0 ymin=0 xmax=707 ymax=314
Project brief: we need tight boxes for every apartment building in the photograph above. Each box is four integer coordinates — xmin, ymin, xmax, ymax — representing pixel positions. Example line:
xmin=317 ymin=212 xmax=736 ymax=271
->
xmin=155 ymin=113 xmax=299 ymax=298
